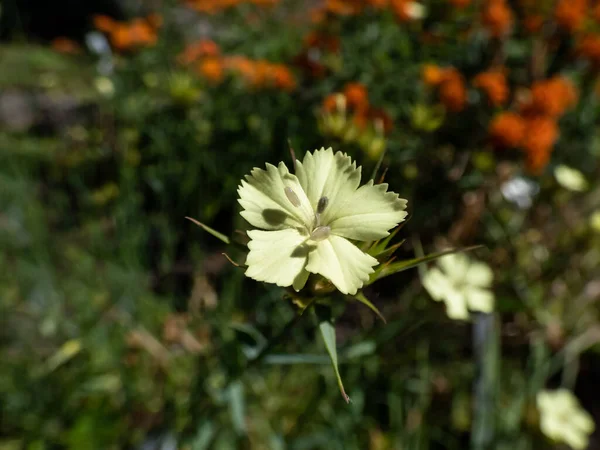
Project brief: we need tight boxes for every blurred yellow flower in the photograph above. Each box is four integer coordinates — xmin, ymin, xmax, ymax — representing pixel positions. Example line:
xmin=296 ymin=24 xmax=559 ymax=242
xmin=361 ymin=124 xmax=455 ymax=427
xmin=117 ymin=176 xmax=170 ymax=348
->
xmin=537 ymin=389 xmax=595 ymax=450
xmin=554 ymin=165 xmax=588 ymax=192
xmin=590 ymin=211 xmax=600 ymax=232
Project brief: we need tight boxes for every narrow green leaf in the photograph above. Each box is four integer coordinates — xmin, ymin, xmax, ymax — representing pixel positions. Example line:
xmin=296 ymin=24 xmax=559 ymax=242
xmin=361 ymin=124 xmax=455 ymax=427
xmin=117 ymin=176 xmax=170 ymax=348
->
xmin=318 ymin=319 xmax=350 ymax=403
xmin=186 ymin=216 xmax=230 ymax=244
xmin=373 ymin=239 xmax=406 ymax=262
xmin=352 ymin=291 xmax=387 ymax=323
xmin=367 ymin=221 xmax=407 ymax=256
xmin=369 ymin=245 xmax=484 ymax=284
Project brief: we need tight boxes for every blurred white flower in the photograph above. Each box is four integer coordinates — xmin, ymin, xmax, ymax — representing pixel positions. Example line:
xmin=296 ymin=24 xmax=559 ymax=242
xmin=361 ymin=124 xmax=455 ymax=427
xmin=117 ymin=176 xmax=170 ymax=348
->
xmin=422 ymin=254 xmax=494 ymax=320
xmin=537 ymin=389 xmax=595 ymax=450
xmin=554 ymin=165 xmax=588 ymax=192
xmin=501 ymin=176 xmax=539 ymax=209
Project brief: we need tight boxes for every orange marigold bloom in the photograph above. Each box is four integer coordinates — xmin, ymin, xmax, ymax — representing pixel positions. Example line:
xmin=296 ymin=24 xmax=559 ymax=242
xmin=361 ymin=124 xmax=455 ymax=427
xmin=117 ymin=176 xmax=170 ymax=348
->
xmin=95 ymin=15 xmax=159 ymax=51
xmin=51 ymin=37 xmax=81 ymax=55
xmin=439 ymin=70 xmax=467 ymax=112
xmin=198 ymin=58 xmax=224 ymax=83
xmin=224 ymin=56 xmax=256 ymax=82
xmin=422 ymin=64 xmax=446 ymax=86
xmin=272 ymin=65 xmax=296 ymax=91
xmin=448 ymin=0 xmax=471 ymax=7
xmin=146 ymin=14 xmax=163 ymax=28
xmin=304 ymin=32 xmax=341 ymax=53
xmin=93 ymin=15 xmax=117 ymax=33
xmin=179 ymin=40 xmax=220 ymax=65
xmin=524 ymin=76 xmax=578 ymax=118
xmin=488 ymin=112 xmax=525 ymax=148
xmin=522 ymin=117 xmax=558 ymax=173
xmin=390 ymin=0 xmax=422 ymax=21
xmin=186 ymin=0 xmax=238 ymax=13
xmin=482 ymin=0 xmax=513 ymax=38
xmin=578 ymin=34 xmax=600 ymax=66
xmin=523 ymin=15 xmax=544 ymax=33
xmin=554 ymin=0 xmax=587 ymax=33
xmin=473 ymin=70 xmax=509 ymax=106
xmin=251 ymin=0 xmax=279 ymax=5
xmin=128 ymin=18 xmax=158 ymax=45
xmin=325 ymin=0 xmax=365 ymax=15
xmin=594 ymin=3 xmax=600 ymax=23
xmin=343 ymin=82 xmax=369 ymax=110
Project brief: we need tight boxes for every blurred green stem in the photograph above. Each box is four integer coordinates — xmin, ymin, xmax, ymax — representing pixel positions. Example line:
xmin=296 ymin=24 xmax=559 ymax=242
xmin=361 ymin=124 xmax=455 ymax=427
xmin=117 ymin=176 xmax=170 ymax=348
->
xmin=471 ymin=313 xmax=499 ymax=450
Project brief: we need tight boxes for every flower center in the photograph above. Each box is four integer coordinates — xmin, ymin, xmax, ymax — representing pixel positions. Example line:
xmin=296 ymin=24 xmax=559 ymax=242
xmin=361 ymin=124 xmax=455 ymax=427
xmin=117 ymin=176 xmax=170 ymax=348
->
xmin=284 ymin=187 xmax=331 ymax=240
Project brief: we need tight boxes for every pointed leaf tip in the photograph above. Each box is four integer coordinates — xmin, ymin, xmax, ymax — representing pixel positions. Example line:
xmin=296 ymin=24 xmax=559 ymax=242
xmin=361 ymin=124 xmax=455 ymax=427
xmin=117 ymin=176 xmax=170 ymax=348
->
xmin=318 ymin=318 xmax=351 ymax=404
xmin=353 ymin=291 xmax=387 ymax=323
xmin=186 ymin=216 xmax=230 ymax=244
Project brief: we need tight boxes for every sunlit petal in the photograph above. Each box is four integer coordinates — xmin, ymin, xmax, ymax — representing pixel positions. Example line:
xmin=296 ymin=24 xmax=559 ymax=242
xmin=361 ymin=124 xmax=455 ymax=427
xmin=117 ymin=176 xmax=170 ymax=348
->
xmin=305 ymin=235 xmax=378 ymax=295
xmin=327 ymin=180 xmax=408 ymax=240
xmin=295 ymin=148 xmax=361 ymax=216
xmin=238 ymin=162 xmax=313 ymax=230
xmin=245 ymin=228 xmax=312 ymax=290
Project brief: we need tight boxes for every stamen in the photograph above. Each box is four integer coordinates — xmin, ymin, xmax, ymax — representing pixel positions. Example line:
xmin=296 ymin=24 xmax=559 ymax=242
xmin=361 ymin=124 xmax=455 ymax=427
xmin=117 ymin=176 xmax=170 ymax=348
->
xmin=310 ymin=226 xmax=331 ymax=241
xmin=317 ymin=196 xmax=329 ymax=214
xmin=284 ymin=186 xmax=301 ymax=207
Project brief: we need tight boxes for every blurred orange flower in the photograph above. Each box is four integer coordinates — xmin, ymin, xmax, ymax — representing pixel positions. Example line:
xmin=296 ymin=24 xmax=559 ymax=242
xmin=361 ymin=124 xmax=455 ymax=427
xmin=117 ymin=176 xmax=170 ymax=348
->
xmin=594 ymin=3 xmax=600 ymax=23
xmin=198 ymin=58 xmax=224 ymax=83
xmin=186 ymin=0 xmax=278 ymax=13
xmin=522 ymin=117 xmax=558 ymax=173
xmin=221 ymin=56 xmax=296 ymax=91
xmin=554 ymin=0 xmax=587 ymax=33
xmin=51 ymin=37 xmax=81 ymax=55
xmin=93 ymin=15 xmax=117 ymax=33
xmin=578 ymin=34 xmax=600 ymax=66
xmin=489 ymin=112 xmax=525 ymax=148
xmin=178 ymin=40 xmax=220 ymax=65
xmin=390 ymin=0 xmax=423 ymax=21
xmin=522 ymin=76 xmax=578 ymax=118
xmin=422 ymin=64 xmax=446 ymax=86
xmin=303 ymin=32 xmax=341 ymax=53
xmin=343 ymin=82 xmax=369 ymax=110
xmin=523 ymin=15 xmax=544 ymax=33
xmin=482 ymin=0 xmax=513 ymax=38
xmin=272 ymin=66 xmax=297 ymax=91
xmin=473 ymin=70 xmax=509 ymax=106
xmin=93 ymin=15 xmax=160 ymax=51
xmin=325 ymin=0 xmax=365 ymax=15
xmin=438 ymin=69 xmax=467 ymax=112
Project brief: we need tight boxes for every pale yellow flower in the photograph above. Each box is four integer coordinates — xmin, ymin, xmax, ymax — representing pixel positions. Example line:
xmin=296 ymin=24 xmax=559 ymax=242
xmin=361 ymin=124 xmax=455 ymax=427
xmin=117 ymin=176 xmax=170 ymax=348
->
xmin=537 ymin=389 xmax=595 ymax=449
xmin=237 ymin=148 xmax=408 ymax=295
xmin=422 ymin=254 xmax=494 ymax=320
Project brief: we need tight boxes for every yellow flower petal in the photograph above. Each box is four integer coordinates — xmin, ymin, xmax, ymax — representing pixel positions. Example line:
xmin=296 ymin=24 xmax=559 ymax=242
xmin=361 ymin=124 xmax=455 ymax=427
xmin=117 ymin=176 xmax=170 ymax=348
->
xmin=305 ymin=235 xmax=377 ymax=295
xmin=245 ymin=228 xmax=312 ymax=290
